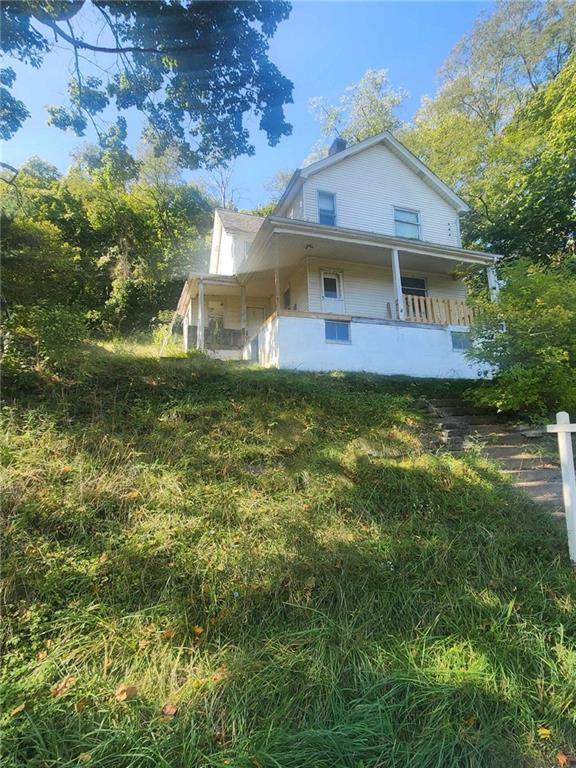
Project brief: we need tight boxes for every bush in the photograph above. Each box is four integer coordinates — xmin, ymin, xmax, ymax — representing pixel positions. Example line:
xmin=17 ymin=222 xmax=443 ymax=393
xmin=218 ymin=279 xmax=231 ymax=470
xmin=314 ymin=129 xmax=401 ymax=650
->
xmin=1 ymin=303 xmax=87 ymax=372
xmin=468 ymin=258 xmax=576 ymax=417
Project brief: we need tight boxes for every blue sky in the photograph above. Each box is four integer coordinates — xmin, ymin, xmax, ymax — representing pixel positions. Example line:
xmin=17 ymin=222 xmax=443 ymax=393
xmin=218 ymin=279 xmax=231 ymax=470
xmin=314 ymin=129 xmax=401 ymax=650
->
xmin=4 ymin=1 xmax=492 ymax=209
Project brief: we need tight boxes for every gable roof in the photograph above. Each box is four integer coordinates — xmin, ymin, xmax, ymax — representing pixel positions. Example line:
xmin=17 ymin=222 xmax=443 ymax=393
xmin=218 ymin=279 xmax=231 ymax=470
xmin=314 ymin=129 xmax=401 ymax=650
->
xmin=275 ymin=131 xmax=469 ymax=215
xmin=216 ymin=208 xmax=264 ymax=235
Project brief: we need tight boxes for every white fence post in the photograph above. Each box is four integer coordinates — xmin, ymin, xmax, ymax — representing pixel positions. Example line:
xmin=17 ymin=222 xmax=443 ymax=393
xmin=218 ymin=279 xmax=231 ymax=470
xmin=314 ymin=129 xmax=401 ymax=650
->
xmin=546 ymin=412 xmax=576 ymax=565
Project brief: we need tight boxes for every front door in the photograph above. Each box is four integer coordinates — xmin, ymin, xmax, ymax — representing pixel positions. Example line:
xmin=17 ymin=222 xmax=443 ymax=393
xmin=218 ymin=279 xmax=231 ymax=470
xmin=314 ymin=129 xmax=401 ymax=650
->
xmin=247 ymin=306 xmax=265 ymax=339
xmin=321 ymin=271 xmax=345 ymax=314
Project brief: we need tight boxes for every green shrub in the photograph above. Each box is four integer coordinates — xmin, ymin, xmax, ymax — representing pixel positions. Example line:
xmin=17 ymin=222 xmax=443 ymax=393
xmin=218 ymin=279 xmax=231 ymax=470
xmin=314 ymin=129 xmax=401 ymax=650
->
xmin=1 ymin=303 xmax=87 ymax=371
xmin=468 ymin=258 xmax=576 ymax=417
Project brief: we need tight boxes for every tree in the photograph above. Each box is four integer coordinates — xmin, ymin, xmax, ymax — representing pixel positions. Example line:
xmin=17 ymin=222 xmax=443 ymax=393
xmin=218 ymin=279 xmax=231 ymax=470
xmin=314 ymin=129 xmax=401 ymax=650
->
xmin=462 ymin=54 xmax=576 ymax=262
xmin=265 ymin=169 xmax=294 ymax=202
xmin=469 ymin=257 xmax=576 ymax=416
xmin=307 ymin=69 xmax=407 ymax=162
xmin=402 ymin=0 xmax=575 ymax=190
xmin=0 ymin=1 xmax=294 ymax=167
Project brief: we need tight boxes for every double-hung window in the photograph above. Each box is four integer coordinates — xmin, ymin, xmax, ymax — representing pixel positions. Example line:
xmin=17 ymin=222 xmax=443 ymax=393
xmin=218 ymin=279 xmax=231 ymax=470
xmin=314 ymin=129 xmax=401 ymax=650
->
xmin=322 ymin=272 xmax=341 ymax=300
xmin=394 ymin=208 xmax=421 ymax=239
xmin=318 ymin=191 xmax=336 ymax=226
xmin=401 ymin=276 xmax=427 ymax=297
xmin=325 ymin=320 xmax=350 ymax=343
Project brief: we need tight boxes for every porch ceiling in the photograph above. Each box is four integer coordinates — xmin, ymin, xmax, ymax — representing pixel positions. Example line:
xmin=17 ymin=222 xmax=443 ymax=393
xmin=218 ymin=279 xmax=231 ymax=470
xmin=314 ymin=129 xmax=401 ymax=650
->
xmin=242 ymin=217 xmax=496 ymax=279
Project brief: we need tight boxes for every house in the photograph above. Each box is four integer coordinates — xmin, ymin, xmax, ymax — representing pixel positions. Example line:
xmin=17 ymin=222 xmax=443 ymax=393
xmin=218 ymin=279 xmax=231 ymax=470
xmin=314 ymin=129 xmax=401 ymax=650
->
xmin=176 ymin=131 xmax=500 ymax=378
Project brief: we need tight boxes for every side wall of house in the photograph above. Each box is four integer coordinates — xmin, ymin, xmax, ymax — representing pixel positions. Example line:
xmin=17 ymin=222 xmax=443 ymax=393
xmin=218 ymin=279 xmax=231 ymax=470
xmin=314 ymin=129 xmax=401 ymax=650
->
xmin=301 ymin=144 xmax=462 ymax=247
xmin=305 ymin=256 xmax=467 ymax=316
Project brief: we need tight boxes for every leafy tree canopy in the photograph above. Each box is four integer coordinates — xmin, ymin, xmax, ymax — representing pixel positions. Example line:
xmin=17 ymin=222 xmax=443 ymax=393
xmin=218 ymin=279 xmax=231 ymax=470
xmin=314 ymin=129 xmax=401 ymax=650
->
xmin=0 ymin=0 xmax=294 ymax=168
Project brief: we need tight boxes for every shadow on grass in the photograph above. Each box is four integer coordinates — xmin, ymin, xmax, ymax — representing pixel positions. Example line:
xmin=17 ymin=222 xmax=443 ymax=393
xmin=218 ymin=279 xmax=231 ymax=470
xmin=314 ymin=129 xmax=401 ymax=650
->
xmin=2 ymin=348 xmax=575 ymax=768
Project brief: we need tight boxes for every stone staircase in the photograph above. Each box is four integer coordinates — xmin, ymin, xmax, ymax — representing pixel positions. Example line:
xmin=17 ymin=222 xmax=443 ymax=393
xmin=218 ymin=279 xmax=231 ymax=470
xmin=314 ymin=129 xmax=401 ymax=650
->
xmin=423 ymin=398 xmax=564 ymax=516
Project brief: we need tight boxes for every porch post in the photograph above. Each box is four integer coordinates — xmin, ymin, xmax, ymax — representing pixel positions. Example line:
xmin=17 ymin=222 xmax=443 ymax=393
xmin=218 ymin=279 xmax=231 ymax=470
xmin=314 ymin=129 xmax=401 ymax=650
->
xmin=391 ymin=248 xmax=405 ymax=320
xmin=197 ymin=278 xmax=205 ymax=350
xmin=183 ymin=300 xmax=191 ymax=351
xmin=486 ymin=266 xmax=499 ymax=303
xmin=240 ymin=283 xmax=247 ymax=342
xmin=274 ymin=236 xmax=281 ymax=314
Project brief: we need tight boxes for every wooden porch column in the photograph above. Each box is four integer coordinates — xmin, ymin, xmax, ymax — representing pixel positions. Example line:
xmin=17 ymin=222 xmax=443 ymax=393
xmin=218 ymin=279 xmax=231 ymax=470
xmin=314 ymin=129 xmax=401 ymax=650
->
xmin=183 ymin=300 xmax=192 ymax=351
xmin=197 ymin=278 xmax=205 ymax=350
xmin=391 ymin=248 xmax=405 ymax=320
xmin=240 ymin=283 xmax=247 ymax=342
xmin=274 ymin=236 xmax=281 ymax=313
xmin=486 ymin=266 xmax=499 ymax=303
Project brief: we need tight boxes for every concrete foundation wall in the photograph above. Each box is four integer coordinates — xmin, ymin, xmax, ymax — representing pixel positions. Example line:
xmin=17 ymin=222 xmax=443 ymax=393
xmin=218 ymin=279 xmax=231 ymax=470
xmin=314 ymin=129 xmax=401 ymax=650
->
xmin=274 ymin=315 xmax=483 ymax=379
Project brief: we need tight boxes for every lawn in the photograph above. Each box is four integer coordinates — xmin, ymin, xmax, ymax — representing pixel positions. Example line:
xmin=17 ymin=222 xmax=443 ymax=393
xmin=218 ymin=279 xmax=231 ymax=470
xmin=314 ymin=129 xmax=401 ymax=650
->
xmin=1 ymin=344 xmax=575 ymax=767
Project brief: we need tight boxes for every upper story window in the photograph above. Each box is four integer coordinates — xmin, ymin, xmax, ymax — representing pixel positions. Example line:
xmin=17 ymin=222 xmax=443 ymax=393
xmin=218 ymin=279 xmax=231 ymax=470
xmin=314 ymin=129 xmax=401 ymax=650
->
xmin=318 ymin=191 xmax=336 ymax=226
xmin=394 ymin=208 xmax=421 ymax=240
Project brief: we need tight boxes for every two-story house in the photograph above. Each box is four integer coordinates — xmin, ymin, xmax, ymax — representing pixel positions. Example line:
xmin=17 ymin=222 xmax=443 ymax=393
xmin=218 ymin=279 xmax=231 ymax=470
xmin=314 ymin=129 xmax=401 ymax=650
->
xmin=176 ymin=131 xmax=500 ymax=378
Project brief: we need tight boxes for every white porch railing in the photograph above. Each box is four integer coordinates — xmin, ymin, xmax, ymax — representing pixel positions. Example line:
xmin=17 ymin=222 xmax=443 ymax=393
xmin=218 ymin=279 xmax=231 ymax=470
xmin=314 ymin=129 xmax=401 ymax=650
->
xmin=547 ymin=412 xmax=576 ymax=565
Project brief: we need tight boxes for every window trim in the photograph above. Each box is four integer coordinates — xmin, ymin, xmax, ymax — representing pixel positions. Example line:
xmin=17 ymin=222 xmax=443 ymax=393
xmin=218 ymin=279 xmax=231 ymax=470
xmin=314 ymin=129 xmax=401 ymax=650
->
xmin=401 ymin=274 xmax=428 ymax=297
xmin=283 ymin=285 xmax=291 ymax=310
xmin=394 ymin=206 xmax=422 ymax=240
xmin=317 ymin=190 xmax=337 ymax=227
xmin=324 ymin=319 xmax=351 ymax=344
xmin=321 ymin=270 xmax=343 ymax=301
xmin=451 ymin=331 xmax=472 ymax=353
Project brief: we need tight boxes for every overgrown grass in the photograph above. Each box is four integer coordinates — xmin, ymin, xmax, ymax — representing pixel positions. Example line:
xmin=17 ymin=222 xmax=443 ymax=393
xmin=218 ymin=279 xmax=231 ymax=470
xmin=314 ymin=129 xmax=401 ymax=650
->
xmin=2 ymin=343 xmax=575 ymax=767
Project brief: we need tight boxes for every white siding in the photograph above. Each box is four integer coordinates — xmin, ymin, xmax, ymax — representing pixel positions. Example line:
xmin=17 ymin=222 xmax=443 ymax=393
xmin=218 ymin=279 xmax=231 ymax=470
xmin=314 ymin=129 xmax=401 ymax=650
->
xmin=306 ymin=257 xmax=466 ymax=316
xmin=280 ymin=261 xmax=308 ymax=311
xmin=302 ymin=144 xmax=462 ymax=247
xmin=212 ymin=231 xmax=258 ymax=276
xmin=286 ymin=190 xmax=304 ymax=220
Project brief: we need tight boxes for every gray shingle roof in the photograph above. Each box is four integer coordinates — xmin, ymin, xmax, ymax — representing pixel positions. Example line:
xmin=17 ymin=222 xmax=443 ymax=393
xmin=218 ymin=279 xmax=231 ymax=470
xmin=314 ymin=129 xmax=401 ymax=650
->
xmin=217 ymin=209 xmax=264 ymax=234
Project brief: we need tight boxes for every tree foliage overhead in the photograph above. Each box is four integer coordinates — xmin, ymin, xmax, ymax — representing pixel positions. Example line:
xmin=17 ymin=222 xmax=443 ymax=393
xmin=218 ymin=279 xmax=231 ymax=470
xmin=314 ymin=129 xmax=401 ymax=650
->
xmin=0 ymin=0 xmax=294 ymax=167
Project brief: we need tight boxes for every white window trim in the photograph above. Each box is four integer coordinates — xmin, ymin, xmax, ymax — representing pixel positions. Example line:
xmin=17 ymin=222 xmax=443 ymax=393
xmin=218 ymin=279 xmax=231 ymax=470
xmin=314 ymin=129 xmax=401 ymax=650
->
xmin=317 ymin=190 xmax=337 ymax=227
xmin=325 ymin=319 xmax=352 ymax=345
xmin=321 ymin=270 xmax=344 ymax=301
xmin=394 ymin=206 xmax=422 ymax=240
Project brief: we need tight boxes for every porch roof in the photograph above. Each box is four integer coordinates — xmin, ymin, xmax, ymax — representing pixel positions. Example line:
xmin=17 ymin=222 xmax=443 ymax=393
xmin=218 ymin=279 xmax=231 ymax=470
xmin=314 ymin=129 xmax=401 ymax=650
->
xmin=241 ymin=216 xmax=499 ymax=277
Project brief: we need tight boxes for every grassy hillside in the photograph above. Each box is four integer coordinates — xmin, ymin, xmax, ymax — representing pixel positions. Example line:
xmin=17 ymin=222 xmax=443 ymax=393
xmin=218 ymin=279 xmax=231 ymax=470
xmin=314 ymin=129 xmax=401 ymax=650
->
xmin=2 ymin=345 xmax=575 ymax=767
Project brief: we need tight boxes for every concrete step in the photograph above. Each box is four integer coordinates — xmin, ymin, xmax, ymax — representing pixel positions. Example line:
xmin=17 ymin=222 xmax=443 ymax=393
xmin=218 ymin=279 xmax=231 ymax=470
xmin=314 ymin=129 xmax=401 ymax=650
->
xmin=494 ymin=457 xmax=558 ymax=472
xmin=481 ymin=445 xmax=542 ymax=459
xmin=433 ymin=406 xmax=498 ymax=418
xmin=470 ymin=425 xmax=522 ymax=437
xmin=512 ymin=480 xmax=564 ymax=509
xmin=501 ymin=468 xmax=562 ymax=483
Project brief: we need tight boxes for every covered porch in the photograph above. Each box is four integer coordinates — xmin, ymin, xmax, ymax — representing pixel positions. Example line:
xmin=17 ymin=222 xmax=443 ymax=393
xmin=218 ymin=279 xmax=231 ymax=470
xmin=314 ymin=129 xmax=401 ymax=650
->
xmin=176 ymin=217 xmax=498 ymax=365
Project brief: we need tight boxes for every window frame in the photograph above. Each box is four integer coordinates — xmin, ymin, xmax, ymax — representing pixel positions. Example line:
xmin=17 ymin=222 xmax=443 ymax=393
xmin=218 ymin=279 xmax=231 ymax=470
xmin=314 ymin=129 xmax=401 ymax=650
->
xmin=401 ymin=275 xmax=428 ymax=298
xmin=317 ymin=190 xmax=337 ymax=227
xmin=321 ymin=270 xmax=343 ymax=301
xmin=325 ymin=320 xmax=351 ymax=344
xmin=451 ymin=331 xmax=472 ymax=352
xmin=394 ymin=207 xmax=422 ymax=240
xmin=283 ymin=286 xmax=291 ymax=310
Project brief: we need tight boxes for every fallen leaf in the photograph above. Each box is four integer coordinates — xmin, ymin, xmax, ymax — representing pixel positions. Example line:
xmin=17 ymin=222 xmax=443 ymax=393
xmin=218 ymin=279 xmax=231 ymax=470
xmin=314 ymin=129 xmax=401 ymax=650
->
xmin=191 ymin=678 xmax=206 ymax=689
xmin=44 ymin=639 xmax=53 ymax=649
xmin=61 ymin=465 xmax=73 ymax=474
xmin=114 ymin=683 xmax=138 ymax=702
xmin=125 ymin=490 xmax=141 ymax=501
xmin=37 ymin=650 xmax=48 ymax=661
xmin=193 ymin=625 xmax=204 ymax=637
xmin=77 ymin=753 xmax=92 ymax=763
xmin=51 ymin=675 xmax=76 ymax=697
xmin=557 ymin=753 xmax=569 ymax=767
xmin=98 ymin=553 xmax=109 ymax=564
xmin=74 ymin=698 xmax=88 ymax=714
xmin=10 ymin=703 xmax=26 ymax=717
xmin=138 ymin=638 xmax=150 ymax=651
xmin=538 ymin=726 xmax=552 ymax=740
xmin=161 ymin=702 xmax=177 ymax=716
xmin=212 ymin=666 xmax=227 ymax=683
xmin=161 ymin=628 xmax=175 ymax=640
xmin=216 ymin=564 xmax=225 ymax=572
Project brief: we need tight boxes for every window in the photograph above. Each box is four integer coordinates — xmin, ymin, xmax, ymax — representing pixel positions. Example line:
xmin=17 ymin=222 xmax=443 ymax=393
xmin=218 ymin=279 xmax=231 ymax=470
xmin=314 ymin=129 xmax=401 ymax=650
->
xmin=325 ymin=320 xmax=350 ymax=343
xmin=401 ymin=276 xmax=427 ymax=297
xmin=451 ymin=331 xmax=472 ymax=352
xmin=394 ymin=208 xmax=421 ymax=239
xmin=283 ymin=287 xmax=291 ymax=310
xmin=322 ymin=272 xmax=341 ymax=299
xmin=318 ymin=191 xmax=336 ymax=226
